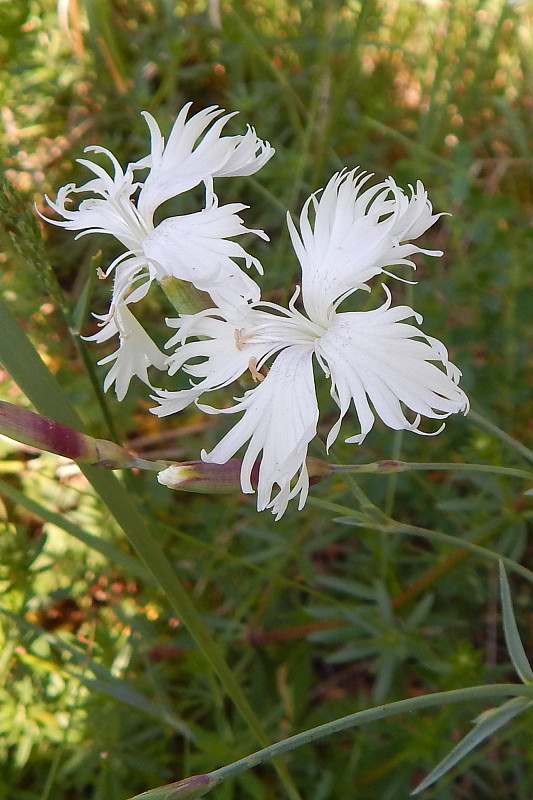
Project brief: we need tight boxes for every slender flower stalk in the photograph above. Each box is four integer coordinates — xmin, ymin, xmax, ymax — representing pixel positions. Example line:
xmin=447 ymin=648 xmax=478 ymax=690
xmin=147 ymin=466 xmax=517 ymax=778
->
xmin=158 ymin=456 xmax=330 ymax=495
xmin=327 ymin=459 xmax=533 ymax=482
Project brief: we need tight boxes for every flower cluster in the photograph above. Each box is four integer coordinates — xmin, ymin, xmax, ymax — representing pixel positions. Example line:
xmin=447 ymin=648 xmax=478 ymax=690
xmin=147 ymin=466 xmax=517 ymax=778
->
xmin=44 ymin=104 xmax=469 ymax=518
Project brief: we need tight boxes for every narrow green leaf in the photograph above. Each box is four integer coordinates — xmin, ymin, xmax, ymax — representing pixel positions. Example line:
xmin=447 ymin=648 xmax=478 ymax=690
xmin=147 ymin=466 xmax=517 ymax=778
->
xmin=499 ymin=561 xmax=533 ymax=684
xmin=405 ymin=593 xmax=434 ymax=630
xmin=69 ymin=250 xmax=101 ymax=335
xmin=201 ymin=685 xmax=532 ymax=791
xmin=411 ymin=697 xmax=531 ymax=795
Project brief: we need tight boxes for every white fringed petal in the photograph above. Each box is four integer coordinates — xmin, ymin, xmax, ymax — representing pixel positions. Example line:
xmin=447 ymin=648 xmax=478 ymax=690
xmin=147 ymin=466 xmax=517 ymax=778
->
xmin=150 ymin=331 xmax=252 ymax=417
xmin=142 ymin=193 xmax=266 ymax=305
xmin=201 ymin=345 xmax=318 ymax=519
xmin=150 ymin=304 xmax=286 ymax=417
xmin=211 ymin=125 xmax=275 ymax=178
xmin=42 ymin=152 xmax=148 ymax=251
xmin=316 ymin=290 xmax=469 ymax=448
xmin=287 ymin=169 xmax=444 ymax=325
xmin=385 ymin=178 xmax=445 ymax=242
xmin=94 ymin=305 xmax=167 ymax=401
xmin=135 ymin=105 xmax=234 ymax=218
xmin=135 ymin=105 xmax=274 ymax=218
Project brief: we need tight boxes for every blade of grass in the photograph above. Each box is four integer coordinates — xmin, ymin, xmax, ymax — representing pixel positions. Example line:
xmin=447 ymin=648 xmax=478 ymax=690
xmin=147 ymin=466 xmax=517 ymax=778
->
xmin=411 ymin=696 xmax=531 ymax=795
xmin=499 ymin=562 xmax=533 ymax=684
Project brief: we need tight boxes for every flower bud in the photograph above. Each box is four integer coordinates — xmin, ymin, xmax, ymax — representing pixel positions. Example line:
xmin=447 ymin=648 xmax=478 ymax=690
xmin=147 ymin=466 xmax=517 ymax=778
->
xmin=158 ymin=460 xmax=243 ymax=494
xmin=158 ymin=457 xmax=331 ymax=495
xmin=0 ymin=401 xmax=165 ymax=470
xmin=307 ymin=456 xmax=333 ymax=484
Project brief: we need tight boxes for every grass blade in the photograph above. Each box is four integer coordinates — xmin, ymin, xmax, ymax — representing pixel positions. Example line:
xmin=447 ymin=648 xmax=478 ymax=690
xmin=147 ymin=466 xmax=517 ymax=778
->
xmin=412 ymin=697 xmax=531 ymax=795
xmin=499 ymin=561 xmax=533 ymax=684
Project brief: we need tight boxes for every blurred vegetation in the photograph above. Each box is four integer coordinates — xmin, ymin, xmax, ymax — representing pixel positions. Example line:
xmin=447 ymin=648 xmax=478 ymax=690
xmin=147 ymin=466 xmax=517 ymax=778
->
xmin=1 ymin=0 xmax=533 ymax=798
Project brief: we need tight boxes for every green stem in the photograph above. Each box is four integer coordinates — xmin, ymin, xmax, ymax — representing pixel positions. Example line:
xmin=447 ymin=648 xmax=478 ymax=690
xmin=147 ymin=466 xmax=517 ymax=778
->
xmin=338 ymin=509 xmax=533 ymax=587
xmin=388 ymin=520 xmax=533 ymax=585
xmin=205 ymin=684 xmax=531 ymax=788
xmin=308 ymin=480 xmax=533 ymax=586
xmin=329 ymin=460 xmax=533 ymax=482
xmin=126 ymin=684 xmax=532 ymax=799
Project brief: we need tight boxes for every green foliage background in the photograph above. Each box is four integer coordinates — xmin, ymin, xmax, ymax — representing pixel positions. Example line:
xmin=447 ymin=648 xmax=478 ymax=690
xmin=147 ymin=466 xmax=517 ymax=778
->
xmin=1 ymin=0 xmax=533 ymax=798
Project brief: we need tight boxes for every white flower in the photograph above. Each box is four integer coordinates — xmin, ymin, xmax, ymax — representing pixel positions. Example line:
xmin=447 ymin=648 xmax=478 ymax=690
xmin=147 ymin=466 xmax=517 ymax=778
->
xmin=154 ymin=170 xmax=469 ymax=518
xmin=43 ymin=107 xmax=272 ymax=306
xmin=43 ymin=105 xmax=274 ymax=398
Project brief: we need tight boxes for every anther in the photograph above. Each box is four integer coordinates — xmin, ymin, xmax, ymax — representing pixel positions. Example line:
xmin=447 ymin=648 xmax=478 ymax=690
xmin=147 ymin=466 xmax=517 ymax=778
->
xmin=234 ymin=328 xmax=245 ymax=350
xmin=248 ymin=357 xmax=265 ymax=383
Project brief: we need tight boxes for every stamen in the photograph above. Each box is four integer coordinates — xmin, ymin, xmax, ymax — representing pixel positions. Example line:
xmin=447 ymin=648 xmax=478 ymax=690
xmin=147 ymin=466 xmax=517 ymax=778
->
xmin=234 ymin=328 xmax=246 ymax=350
xmin=234 ymin=328 xmax=257 ymax=350
xmin=248 ymin=357 xmax=265 ymax=383
xmin=97 ymin=266 xmax=106 ymax=280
